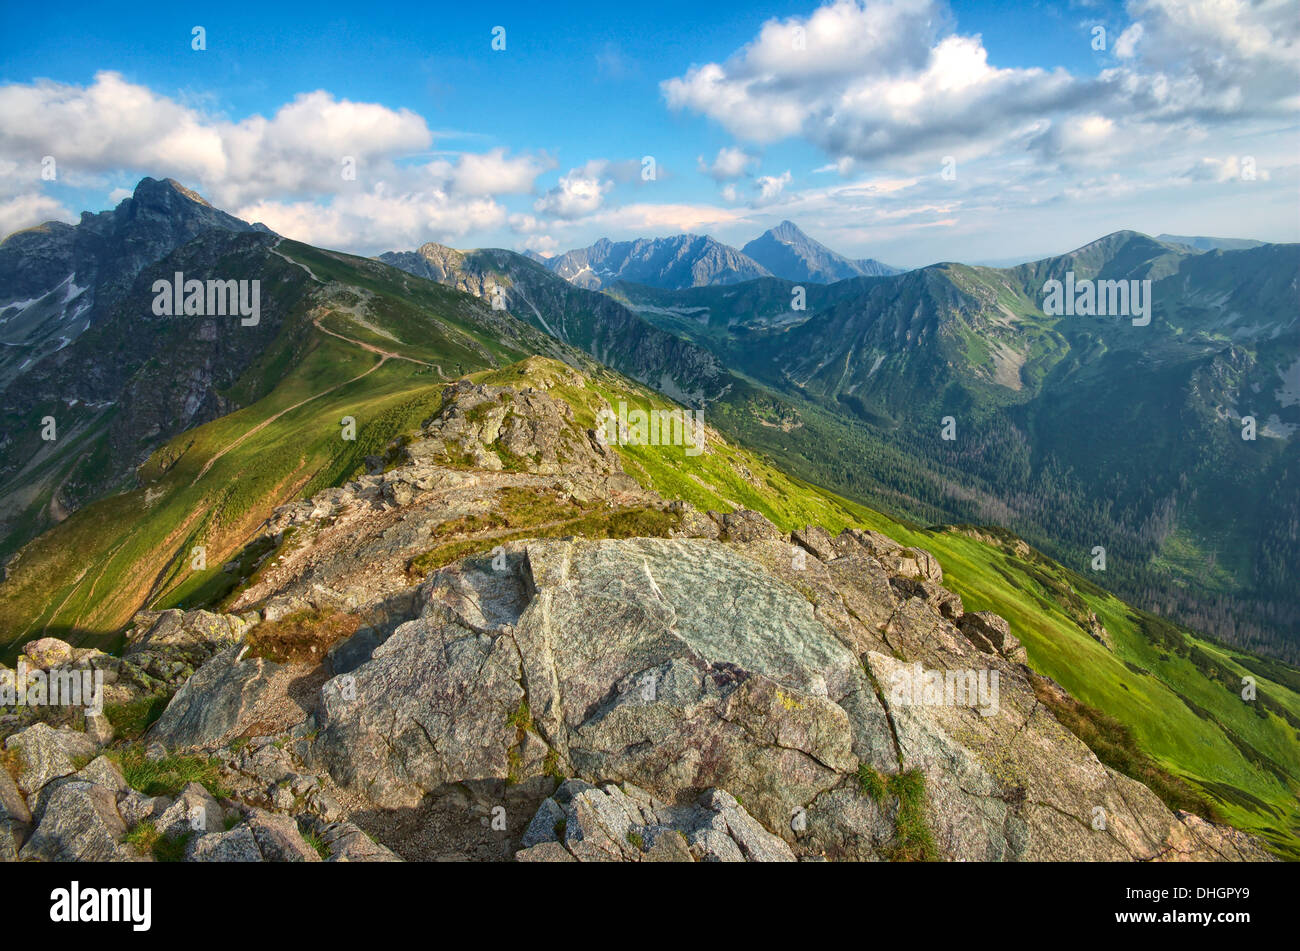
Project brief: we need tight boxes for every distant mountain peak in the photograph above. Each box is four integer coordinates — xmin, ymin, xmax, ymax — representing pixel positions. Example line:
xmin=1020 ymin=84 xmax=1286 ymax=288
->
xmin=542 ymin=233 xmax=769 ymax=290
xmin=743 ymin=221 xmax=898 ymax=283
xmin=130 ymin=176 xmax=213 ymax=208
xmin=769 ymin=220 xmax=805 ymax=240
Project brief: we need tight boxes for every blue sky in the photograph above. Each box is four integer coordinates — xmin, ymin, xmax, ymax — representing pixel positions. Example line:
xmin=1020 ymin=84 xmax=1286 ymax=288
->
xmin=1 ymin=0 xmax=1296 ymax=267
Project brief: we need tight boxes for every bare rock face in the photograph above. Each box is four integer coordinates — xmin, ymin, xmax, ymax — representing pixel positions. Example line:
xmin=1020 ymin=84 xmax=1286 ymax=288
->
xmin=314 ymin=537 xmax=893 ymax=839
xmin=416 ymin=374 xmax=628 ymax=480
xmin=314 ymin=820 xmax=402 ymax=862
xmin=149 ymin=646 xmax=282 ymax=751
xmin=959 ymin=611 xmax=1028 ymax=663
xmin=4 ymin=723 xmax=97 ymax=797
xmin=1084 ymin=610 xmax=1115 ymax=651
xmin=16 ymin=637 xmax=74 ymax=669
xmin=515 ymin=780 xmax=795 ymax=862
xmin=307 ymin=530 xmax=1272 ymax=862
xmin=19 ymin=782 xmax=138 ymax=862
xmin=0 ymin=766 xmax=32 ymax=861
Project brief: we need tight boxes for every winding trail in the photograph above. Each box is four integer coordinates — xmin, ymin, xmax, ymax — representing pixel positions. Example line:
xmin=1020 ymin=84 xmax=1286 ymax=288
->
xmin=312 ymin=317 xmax=446 ymax=376
xmin=191 ymin=356 xmax=387 ymax=486
xmin=192 ymin=241 xmax=450 ymax=486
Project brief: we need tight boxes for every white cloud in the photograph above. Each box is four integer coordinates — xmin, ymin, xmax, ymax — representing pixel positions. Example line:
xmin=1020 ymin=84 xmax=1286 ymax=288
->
xmin=429 ymin=147 xmax=553 ymax=196
xmin=534 ymin=161 xmax=614 ymax=218
xmin=698 ymin=146 xmax=757 ymax=181
xmin=1114 ymin=23 xmax=1144 ymax=59
xmin=754 ymin=170 xmax=792 ymax=204
xmin=0 ymin=193 xmax=74 ymax=240
xmin=0 ymin=72 xmax=553 ymax=249
xmin=1182 ymin=155 xmax=1272 ymax=183
xmin=235 ymin=188 xmax=506 ymax=252
xmin=662 ymin=0 xmax=1300 ymax=171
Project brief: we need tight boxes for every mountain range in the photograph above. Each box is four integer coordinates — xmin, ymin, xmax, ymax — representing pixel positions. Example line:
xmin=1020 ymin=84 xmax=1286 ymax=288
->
xmin=0 ymin=178 xmax=1297 ymax=862
xmin=537 ymin=221 xmax=898 ymax=290
xmin=610 ymin=230 xmax=1300 ymax=663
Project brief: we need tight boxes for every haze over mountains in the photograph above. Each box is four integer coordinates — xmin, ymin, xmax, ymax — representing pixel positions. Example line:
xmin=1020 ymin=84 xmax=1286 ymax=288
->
xmin=538 ymin=221 xmax=899 ymax=290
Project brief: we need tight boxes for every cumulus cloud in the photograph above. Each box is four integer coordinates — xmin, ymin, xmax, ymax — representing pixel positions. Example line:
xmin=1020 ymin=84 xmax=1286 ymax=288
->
xmin=754 ymin=170 xmax=792 ymax=204
xmin=426 ymin=147 xmax=553 ymax=197
xmin=236 ymin=188 xmax=506 ymax=251
xmin=661 ymin=0 xmax=1300 ymax=171
xmin=1114 ymin=23 xmax=1144 ymax=59
xmin=534 ymin=161 xmax=615 ymax=218
xmin=0 ymin=192 xmax=73 ymax=240
xmin=0 ymin=71 xmax=553 ymax=249
xmin=698 ymin=146 xmax=757 ymax=181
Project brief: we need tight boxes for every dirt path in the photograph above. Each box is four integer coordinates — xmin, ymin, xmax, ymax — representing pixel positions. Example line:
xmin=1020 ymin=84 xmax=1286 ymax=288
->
xmin=193 ymin=244 xmax=449 ymax=486
xmin=312 ymin=318 xmax=447 ymax=376
xmin=191 ymin=357 xmax=387 ymax=486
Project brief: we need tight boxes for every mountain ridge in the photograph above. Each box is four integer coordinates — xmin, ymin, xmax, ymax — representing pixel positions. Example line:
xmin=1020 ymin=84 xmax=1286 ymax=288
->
xmin=742 ymin=219 xmax=898 ymax=282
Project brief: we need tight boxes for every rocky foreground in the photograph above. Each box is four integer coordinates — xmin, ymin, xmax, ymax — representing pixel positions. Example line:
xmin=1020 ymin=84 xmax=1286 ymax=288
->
xmin=0 ymin=366 xmax=1274 ymax=861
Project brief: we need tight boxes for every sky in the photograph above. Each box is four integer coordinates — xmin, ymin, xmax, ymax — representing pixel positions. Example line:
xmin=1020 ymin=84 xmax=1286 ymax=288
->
xmin=0 ymin=0 xmax=1297 ymax=268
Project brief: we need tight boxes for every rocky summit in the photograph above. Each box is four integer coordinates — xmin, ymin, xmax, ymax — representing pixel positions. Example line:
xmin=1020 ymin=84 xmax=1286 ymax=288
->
xmin=0 ymin=364 xmax=1273 ymax=862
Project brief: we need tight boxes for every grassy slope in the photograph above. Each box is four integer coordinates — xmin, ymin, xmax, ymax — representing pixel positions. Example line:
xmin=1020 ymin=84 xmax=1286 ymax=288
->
xmin=0 ymin=243 xmax=532 ymax=658
xmin=0 ymin=336 xmax=449 ymax=653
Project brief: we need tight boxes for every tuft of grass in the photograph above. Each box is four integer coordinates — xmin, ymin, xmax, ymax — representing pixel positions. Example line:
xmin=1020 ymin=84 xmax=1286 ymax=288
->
xmin=125 ymin=820 xmax=190 ymax=862
xmin=857 ymin=764 xmax=887 ymax=803
xmin=153 ymin=831 xmax=191 ymax=863
xmin=505 ymin=698 xmax=533 ymax=732
xmin=886 ymin=769 xmax=938 ymax=862
xmin=626 ymin=830 xmax=645 ymax=851
xmin=505 ymin=746 xmax=523 ymax=786
xmin=542 ymin=748 xmax=563 ymax=781
xmin=108 ymin=745 xmax=230 ymax=799
xmin=124 ymin=820 xmax=162 ymax=856
xmin=245 ymin=608 xmax=360 ymax=664
xmin=103 ymin=692 xmax=170 ymax=741
xmin=857 ymin=765 xmax=937 ymax=861
xmin=301 ymin=824 xmax=330 ymax=860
